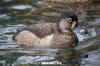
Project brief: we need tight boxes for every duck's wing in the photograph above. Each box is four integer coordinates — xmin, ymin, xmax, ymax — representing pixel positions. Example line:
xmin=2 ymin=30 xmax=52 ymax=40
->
xmin=13 ymin=23 xmax=57 ymax=39
xmin=27 ymin=23 xmax=57 ymax=38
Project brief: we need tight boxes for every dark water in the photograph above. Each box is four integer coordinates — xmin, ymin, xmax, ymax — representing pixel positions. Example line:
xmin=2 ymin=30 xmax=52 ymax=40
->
xmin=0 ymin=0 xmax=100 ymax=66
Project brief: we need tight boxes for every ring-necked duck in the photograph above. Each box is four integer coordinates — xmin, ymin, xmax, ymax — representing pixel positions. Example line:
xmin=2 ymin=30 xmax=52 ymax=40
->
xmin=13 ymin=11 xmax=80 ymax=47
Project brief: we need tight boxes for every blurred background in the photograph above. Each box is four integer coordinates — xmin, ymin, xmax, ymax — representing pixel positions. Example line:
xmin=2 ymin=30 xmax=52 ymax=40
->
xmin=0 ymin=0 xmax=100 ymax=66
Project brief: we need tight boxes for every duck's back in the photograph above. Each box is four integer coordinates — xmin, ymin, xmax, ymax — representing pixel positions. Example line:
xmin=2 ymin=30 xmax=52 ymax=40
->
xmin=26 ymin=23 xmax=58 ymax=38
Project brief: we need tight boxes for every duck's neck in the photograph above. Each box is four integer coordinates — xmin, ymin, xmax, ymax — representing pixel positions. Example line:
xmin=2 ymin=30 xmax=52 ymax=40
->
xmin=57 ymin=19 xmax=72 ymax=34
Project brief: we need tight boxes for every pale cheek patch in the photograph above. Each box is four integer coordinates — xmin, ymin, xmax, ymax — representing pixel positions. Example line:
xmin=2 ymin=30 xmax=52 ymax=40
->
xmin=15 ymin=30 xmax=54 ymax=46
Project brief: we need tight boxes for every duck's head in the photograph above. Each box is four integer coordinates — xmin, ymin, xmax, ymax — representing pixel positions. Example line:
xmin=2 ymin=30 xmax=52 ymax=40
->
xmin=57 ymin=11 xmax=86 ymax=34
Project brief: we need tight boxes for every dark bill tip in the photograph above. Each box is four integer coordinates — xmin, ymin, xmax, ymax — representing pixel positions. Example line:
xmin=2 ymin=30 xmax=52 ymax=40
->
xmin=76 ymin=25 xmax=87 ymax=34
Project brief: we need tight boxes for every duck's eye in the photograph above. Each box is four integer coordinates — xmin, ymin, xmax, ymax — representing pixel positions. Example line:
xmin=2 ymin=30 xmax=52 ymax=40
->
xmin=65 ymin=18 xmax=72 ymax=23
xmin=67 ymin=18 xmax=72 ymax=23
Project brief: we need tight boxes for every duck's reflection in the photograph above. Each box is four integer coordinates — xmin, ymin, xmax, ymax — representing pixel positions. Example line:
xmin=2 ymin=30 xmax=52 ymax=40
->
xmin=14 ymin=45 xmax=76 ymax=66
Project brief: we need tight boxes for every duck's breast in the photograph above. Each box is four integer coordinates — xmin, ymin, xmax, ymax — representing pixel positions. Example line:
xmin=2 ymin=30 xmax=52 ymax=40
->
xmin=51 ymin=33 xmax=78 ymax=46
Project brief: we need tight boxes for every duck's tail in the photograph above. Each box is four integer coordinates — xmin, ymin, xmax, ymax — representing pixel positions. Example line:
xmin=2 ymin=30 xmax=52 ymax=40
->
xmin=12 ymin=33 xmax=17 ymax=40
xmin=12 ymin=26 xmax=27 ymax=40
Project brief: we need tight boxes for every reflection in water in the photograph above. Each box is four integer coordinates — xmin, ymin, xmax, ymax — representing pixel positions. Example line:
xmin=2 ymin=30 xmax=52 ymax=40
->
xmin=9 ymin=5 xmax=32 ymax=10
xmin=12 ymin=46 xmax=75 ymax=66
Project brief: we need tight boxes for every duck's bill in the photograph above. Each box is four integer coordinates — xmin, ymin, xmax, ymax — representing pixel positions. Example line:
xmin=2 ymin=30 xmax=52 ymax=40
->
xmin=71 ymin=21 xmax=77 ymax=29
xmin=71 ymin=21 xmax=87 ymax=34
xmin=77 ymin=25 xmax=87 ymax=34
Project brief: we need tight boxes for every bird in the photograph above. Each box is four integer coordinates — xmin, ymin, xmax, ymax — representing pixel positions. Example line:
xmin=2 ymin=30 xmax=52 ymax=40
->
xmin=12 ymin=11 xmax=79 ymax=47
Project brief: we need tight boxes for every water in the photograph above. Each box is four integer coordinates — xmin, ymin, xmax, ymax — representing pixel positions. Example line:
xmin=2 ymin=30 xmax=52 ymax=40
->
xmin=0 ymin=0 xmax=100 ymax=66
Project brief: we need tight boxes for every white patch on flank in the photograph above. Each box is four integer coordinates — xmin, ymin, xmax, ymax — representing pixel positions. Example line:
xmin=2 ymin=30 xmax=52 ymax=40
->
xmin=39 ymin=34 xmax=53 ymax=46
xmin=15 ymin=30 xmax=53 ymax=46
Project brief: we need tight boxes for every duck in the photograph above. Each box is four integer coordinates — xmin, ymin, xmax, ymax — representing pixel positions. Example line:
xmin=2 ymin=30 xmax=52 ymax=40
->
xmin=12 ymin=11 xmax=79 ymax=47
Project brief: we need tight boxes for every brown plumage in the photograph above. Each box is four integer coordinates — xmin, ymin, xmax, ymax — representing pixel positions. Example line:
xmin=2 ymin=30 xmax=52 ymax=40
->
xmin=13 ymin=11 xmax=79 ymax=47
